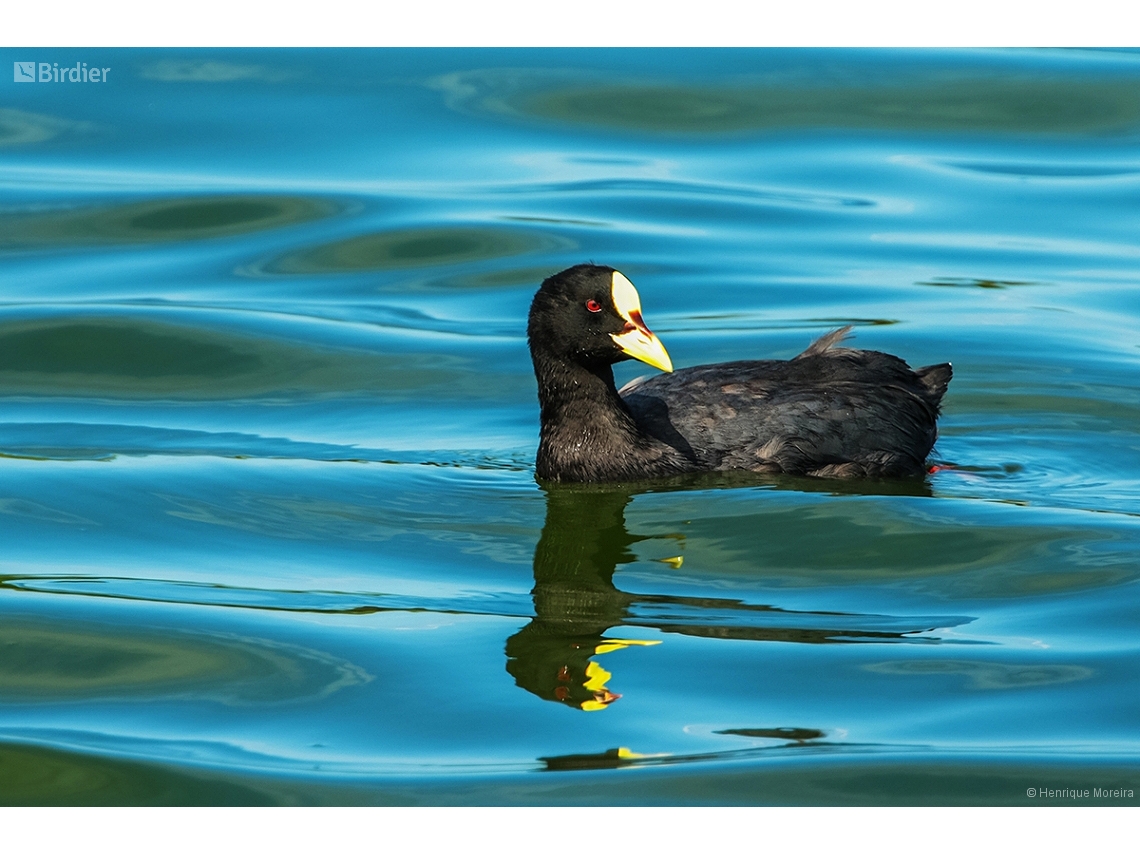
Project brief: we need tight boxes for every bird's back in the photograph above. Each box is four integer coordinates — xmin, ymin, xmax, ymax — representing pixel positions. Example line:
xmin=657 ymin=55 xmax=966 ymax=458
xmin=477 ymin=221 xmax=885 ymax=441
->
xmin=619 ymin=331 xmax=951 ymax=478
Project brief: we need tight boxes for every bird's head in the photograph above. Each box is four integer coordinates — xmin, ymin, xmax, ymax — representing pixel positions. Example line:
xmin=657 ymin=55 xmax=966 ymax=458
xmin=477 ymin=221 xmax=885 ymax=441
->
xmin=528 ymin=264 xmax=673 ymax=373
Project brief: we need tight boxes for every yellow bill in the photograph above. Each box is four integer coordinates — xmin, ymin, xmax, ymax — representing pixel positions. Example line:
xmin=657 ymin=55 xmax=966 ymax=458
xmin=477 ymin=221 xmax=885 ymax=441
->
xmin=609 ymin=271 xmax=673 ymax=373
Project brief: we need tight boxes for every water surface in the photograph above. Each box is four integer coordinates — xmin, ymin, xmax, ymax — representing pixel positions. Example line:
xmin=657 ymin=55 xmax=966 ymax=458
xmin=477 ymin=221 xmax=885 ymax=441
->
xmin=1 ymin=48 xmax=1138 ymax=805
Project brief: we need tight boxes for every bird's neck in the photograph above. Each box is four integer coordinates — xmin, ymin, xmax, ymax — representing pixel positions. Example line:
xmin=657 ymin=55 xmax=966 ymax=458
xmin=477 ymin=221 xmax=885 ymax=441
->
xmin=532 ymin=354 xmax=645 ymax=481
xmin=533 ymin=354 xmax=624 ymax=414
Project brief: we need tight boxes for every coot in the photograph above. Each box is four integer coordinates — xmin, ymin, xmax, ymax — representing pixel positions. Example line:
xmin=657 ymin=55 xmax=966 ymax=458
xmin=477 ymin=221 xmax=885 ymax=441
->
xmin=528 ymin=264 xmax=951 ymax=482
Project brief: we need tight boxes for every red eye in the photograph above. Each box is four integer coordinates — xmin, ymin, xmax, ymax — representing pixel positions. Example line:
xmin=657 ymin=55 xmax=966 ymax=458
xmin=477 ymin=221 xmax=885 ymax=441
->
xmin=586 ymin=299 xmax=602 ymax=313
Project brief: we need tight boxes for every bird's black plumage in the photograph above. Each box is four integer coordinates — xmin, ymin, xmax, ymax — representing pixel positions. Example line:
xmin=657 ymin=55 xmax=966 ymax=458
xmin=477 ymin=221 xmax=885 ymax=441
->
xmin=528 ymin=264 xmax=952 ymax=483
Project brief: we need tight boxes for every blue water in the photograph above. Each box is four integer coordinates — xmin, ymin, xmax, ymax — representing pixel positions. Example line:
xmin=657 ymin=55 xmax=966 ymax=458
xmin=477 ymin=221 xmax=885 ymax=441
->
xmin=1 ymin=48 xmax=1138 ymax=805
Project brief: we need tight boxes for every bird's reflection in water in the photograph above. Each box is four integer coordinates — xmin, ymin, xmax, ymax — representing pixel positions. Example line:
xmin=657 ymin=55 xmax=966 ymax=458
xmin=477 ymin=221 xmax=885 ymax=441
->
xmin=507 ymin=476 xmax=968 ymax=712
xmin=506 ymin=486 xmax=647 ymax=711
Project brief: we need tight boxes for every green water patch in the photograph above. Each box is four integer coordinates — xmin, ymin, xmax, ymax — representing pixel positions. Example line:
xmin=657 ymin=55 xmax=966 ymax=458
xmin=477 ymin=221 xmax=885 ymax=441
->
xmin=629 ymin=492 xmax=1140 ymax=598
xmin=945 ymin=159 xmax=1140 ymax=178
xmin=0 ymin=321 xmax=259 ymax=379
xmin=1 ymin=741 xmax=1136 ymax=805
xmin=468 ymin=755 xmax=1140 ymax=806
xmin=436 ymin=68 xmax=1140 ymax=136
xmin=944 ymin=386 xmax=1140 ymax=427
xmin=500 ymin=214 xmax=609 ymax=227
xmin=0 ymin=194 xmax=337 ymax=249
xmin=0 ymin=315 xmax=478 ymax=399
xmin=0 ymin=108 xmax=95 ymax=146
xmin=918 ymin=277 xmax=1043 ymax=289
xmin=149 ymin=470 xmax=539 ymax=555
xmin=0 ymin=616 xmax=370 ymax=704
xmin=864 ymin=659 xmax=1094 ymax=690
xmin=0 ymin=743 xmax=279 ymax=806
xmin=403 ymin=264 xmax=564 ymax=292
xmin=157 ymin=492 xmax=411 ymax=542
xmin=264 ymin=226 xmax=558 ymax=274
xmin=2 ymin=575 xmax=528 ymax=616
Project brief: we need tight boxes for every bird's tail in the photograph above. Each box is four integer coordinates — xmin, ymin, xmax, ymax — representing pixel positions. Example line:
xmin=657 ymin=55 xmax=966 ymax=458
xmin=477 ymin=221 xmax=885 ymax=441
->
xmin=916 ymin=362 xmax=953 ymax=404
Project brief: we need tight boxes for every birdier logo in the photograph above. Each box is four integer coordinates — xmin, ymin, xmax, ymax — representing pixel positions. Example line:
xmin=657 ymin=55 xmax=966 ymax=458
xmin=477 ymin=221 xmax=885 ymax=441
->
xmin=13 ymin=61 xmax=110 ymax=83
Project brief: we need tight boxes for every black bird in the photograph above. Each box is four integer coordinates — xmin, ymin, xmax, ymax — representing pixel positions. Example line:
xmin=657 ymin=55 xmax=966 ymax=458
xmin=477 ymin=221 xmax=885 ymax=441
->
xmin=527 ymin=264 xmax=952 ymax=482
